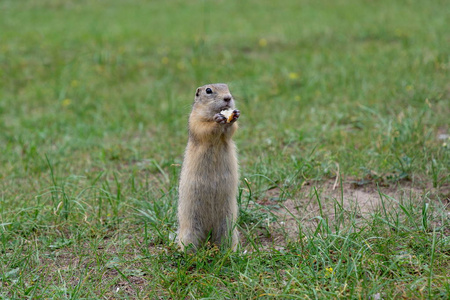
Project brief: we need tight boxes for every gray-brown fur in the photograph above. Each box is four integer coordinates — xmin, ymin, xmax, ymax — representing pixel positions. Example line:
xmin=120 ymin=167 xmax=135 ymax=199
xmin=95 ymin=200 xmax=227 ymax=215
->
xmin=177 ymin=83 xmax=240 ymax=251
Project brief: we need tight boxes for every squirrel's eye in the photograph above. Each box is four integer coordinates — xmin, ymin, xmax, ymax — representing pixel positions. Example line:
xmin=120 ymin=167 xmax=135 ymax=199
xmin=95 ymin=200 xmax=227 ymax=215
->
xmin=205 ymin=88 xmax=213 ymax=94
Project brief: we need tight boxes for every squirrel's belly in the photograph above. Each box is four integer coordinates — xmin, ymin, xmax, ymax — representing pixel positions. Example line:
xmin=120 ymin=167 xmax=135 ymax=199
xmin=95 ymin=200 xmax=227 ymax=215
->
xmin=180 ymin=151 xmax=237 ymax=200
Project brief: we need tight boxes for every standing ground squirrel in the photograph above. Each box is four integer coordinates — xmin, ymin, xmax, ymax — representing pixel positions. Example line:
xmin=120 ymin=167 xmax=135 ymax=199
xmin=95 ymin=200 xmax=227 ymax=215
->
xmin=177 ymin=83 xmax=240 ymax=251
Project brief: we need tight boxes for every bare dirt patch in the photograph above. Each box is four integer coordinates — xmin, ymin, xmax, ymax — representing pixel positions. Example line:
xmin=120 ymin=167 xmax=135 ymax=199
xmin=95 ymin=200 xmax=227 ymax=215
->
xmin=252 ymin=178 xmax=447 ymax=247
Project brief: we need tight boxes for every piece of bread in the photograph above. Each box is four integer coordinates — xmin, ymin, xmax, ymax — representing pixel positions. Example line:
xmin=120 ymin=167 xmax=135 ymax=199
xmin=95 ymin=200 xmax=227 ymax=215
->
xmin=220 ymin=109 xmax=234 ymax=123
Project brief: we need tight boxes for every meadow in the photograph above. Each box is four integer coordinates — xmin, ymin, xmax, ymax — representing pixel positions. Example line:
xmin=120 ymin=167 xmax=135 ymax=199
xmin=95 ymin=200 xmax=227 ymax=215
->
xmin=0 ymin=0 xmax=449 ymax=298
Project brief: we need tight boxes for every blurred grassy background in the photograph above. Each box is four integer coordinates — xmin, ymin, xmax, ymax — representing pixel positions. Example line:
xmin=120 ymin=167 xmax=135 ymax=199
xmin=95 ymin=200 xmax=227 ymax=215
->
xmin=2 ymin=0 xmax=448 ymax=186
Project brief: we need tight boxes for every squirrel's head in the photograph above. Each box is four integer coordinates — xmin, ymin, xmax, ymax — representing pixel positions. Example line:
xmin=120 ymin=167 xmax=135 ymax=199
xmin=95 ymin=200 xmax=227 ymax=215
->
xmin=193 ymin=83 xmax=235 ymax=116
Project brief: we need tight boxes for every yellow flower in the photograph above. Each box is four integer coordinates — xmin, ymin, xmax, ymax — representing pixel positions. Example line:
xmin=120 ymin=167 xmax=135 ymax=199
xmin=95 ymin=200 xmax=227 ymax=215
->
xmin=177 ymin=61 xmax=185 ymax=70
xmin=325 ymin=267 xmax=334 ymax=277
xmin=289 ymin=72 xmax=299 ymax=80
xmin=70 ymin=80 xmax=79 ymax=88
xmin=258 ymin=38 xmax=267 ymax=47
xmin=161 ymin=57 xmax=169 ymax=65
xmin=62 ymin=99 xmax=71 ymax=107
xmin=405 ymin=85 xmax=413 ymax=91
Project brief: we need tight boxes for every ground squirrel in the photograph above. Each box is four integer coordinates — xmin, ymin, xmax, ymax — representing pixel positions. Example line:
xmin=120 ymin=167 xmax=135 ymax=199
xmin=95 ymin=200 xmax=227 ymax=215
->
xmin=177 ymin=83 xmax=240 ymax=251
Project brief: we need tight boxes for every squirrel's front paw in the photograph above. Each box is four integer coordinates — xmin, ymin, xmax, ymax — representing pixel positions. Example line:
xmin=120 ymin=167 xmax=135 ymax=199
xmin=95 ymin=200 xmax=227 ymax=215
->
xmin=214 ymin=113 xmax=228 ymax=124
xmin=230 ymin=110 xmax=240 ymax=123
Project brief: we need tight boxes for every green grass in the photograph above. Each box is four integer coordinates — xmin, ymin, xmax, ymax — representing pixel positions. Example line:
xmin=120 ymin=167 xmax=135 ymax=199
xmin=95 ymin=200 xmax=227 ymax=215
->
xmin=1 ymin=0 xmax=449 ymax=298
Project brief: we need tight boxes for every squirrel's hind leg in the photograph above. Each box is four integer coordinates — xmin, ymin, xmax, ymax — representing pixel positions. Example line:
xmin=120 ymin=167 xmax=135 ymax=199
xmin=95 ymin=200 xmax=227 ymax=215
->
xmin=213 ymin=221 xmax=239 ymax=251
xmin=177 ymin=225 xmax=207 ymax=252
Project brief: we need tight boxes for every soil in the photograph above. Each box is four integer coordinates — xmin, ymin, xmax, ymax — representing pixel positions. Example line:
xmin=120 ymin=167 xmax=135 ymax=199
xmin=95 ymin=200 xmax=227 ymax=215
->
xmin=251 ymin=177 xmax=449 ymax=247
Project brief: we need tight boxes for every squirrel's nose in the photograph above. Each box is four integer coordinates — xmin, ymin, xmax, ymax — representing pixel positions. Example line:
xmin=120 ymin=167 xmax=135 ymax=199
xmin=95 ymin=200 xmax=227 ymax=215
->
xmin=223 ymin=95 xmax=232 ymax=102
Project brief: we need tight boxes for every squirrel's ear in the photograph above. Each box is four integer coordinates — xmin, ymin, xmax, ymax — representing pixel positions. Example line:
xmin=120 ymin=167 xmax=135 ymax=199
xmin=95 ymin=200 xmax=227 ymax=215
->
xmin=195 ymin=88 xmax=201 ymax=97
